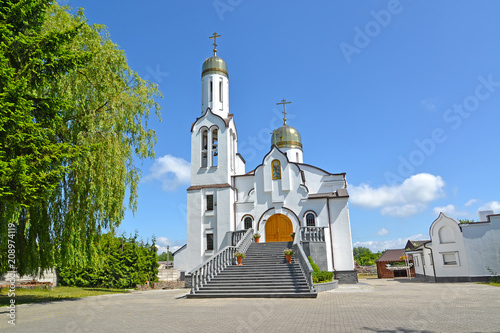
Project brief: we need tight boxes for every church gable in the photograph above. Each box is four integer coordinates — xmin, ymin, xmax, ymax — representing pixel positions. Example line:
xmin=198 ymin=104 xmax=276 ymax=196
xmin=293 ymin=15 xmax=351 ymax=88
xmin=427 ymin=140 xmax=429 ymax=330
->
xmin=251 ymin=146 xmax=306 ymax=203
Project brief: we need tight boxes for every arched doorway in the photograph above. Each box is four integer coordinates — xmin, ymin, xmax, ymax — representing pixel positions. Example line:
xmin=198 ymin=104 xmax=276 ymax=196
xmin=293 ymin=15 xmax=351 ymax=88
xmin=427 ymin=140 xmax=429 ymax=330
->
xmin=265 ymin=214 xmax=293 ymax=242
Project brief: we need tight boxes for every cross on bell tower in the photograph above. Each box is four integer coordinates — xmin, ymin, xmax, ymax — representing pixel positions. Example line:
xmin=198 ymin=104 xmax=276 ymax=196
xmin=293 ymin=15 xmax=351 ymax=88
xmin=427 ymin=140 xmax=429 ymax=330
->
xmin=209 ymin=32 xmax=221 ymax=56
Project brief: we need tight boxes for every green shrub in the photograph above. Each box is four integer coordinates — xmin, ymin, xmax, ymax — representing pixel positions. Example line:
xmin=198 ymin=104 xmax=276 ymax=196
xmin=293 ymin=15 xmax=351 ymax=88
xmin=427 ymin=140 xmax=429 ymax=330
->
xmin=57 ymin=232 xmax=159 ymax=289
xmin=312 ymin=271 xmax=334 ymax=283
xmin=307 ymin=256 xmax=320 ymax=273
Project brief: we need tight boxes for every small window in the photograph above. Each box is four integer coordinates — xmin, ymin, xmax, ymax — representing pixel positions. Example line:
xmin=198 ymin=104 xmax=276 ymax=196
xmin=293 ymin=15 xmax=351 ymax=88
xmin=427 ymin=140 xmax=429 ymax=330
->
xmin=219 ymin=80 xmax=223 ymax=103
xmin=244 ymin=217 xmax=252 ymax=230
xmin=429 ymin=254 xmax=433 ymax=266
xmin=206 ymin=234 xmax=214 ymax=251
xmin=442 ymin=253 xmax=457 ymax=265
xmin=210 ymin=80 xmax=213 ymax=102
xmin=306 ymin=213 xmax=315 ymax=227
xmin=206 ymin=195 xmax=214 ymax=211
xmin=296 ymin=152 xmax=299 ymax=161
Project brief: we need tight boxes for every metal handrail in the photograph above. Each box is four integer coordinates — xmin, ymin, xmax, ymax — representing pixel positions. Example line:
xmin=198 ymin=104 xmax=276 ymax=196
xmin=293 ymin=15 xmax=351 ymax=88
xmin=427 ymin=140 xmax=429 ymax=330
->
xmin=293 ymin=233 xmax=316 ymax=292
xmin=190 ymin=228 xmax=254 ymax=294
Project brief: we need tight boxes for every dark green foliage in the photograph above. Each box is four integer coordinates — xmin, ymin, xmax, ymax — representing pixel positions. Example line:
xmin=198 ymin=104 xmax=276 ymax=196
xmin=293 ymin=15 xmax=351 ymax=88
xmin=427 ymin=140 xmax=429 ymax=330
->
xmin=57 ymin=233 xmax=159 ymax=289
xmin=158 ymin=252 xmax=173 ymax=261
xmin=312 ymin=271 xmax=334 ymax=284
xmin=307 ymin=256 xmax=320 ymax=273
xmin=307 ymin=256 xmax=333 ymax=283
xmin=353 ymin=246 xmax=384 ymax=266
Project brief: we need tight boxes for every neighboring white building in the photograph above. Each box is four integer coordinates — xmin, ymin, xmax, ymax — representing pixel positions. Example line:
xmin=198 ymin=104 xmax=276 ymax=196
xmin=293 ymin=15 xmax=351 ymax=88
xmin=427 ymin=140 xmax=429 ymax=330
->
xmin=174 ymin=37 xmax=357 ymax=283
xmin=408 ymin=212 xmax=500 ymax=282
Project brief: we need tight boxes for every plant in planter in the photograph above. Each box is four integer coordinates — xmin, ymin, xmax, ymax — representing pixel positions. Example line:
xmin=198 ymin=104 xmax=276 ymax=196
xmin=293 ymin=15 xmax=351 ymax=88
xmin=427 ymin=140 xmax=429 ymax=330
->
xmin=234 ymin=252 xmax=246 ymax=265
xmin=290 ymin=232 xmax=295 ymax=240
xmin=253 ymin=233 xmax=261 ymax=243
xmin=284 ymin=248 xmax=294 ymax=264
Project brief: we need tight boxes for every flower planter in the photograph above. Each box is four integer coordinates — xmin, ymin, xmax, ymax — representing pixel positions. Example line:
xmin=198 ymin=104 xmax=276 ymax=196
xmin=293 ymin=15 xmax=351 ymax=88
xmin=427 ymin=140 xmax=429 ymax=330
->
xmin=237 ymin=257 xmax=243 ymax=265
xmin=254 ymin=238 xmax=260 ymax=243
xmin=286 ymin=254 xmax=293 ymax=264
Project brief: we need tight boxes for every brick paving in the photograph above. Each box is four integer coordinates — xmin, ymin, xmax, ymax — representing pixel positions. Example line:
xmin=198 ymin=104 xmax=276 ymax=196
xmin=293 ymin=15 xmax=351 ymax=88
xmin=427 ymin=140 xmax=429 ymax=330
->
xmin=2 ymin=278 xmax=500 ymax=332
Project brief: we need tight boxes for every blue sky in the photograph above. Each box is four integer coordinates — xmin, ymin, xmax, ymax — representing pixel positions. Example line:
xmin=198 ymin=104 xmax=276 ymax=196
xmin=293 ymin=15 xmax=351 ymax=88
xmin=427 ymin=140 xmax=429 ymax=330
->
xmin=65 ymin=0 xmax=500 ymax=253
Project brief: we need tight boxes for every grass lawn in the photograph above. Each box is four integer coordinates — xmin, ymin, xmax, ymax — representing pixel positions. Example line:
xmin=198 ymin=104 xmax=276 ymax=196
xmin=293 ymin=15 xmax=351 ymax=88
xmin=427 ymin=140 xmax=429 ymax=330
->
xmin=479 ymin=282 xmax=500 ymax=287
xmin=0 ymin=286 xmax=131 ymax=307
xmin=358 ymin=273 xmax=378 ymax=279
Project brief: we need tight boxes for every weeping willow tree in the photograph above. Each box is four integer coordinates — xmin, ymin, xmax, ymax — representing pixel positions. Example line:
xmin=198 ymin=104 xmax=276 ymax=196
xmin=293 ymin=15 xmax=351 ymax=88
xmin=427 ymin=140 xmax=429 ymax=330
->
xmin=0 ymin=1 xmax=161 ymax=275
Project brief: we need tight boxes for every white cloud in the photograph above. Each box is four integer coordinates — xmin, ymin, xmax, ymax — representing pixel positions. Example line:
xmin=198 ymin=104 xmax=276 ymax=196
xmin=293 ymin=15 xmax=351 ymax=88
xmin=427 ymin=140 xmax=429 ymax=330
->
xmin=432 ymin=204 xmax=470 ymax=218
xmin=464 ymin=199 xmax=477 ymax=207
xmin=376 ymin=228 xmax=389 ymax=236
xmin=381 ymin=204 xmax=423 ymax=217
xmin=478 ymin=201 xmax=500 ymax=212
xmin=350 ymin=173 xmax=445 ymax=217
xmin=155 ymin=236 xmax=183 ymax=254
xmin=354 ymin=234 xmax=427 ymax=253
xmin=145 ymin=154 xmax=190 ymax=191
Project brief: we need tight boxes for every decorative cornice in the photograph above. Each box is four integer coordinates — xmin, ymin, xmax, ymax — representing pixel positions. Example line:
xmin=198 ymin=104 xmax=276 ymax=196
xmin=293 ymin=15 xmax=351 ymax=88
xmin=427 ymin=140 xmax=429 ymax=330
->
xmin=308 ymin=188 xmax=349 ymax=199
xmin=187 ymin=183 xmax=232 ymax=191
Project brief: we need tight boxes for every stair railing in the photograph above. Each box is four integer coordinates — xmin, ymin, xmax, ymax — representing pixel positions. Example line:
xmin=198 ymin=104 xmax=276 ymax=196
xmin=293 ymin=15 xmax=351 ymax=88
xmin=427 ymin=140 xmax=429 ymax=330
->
xmin=231 ymin=230 xmax=247 ymax=246
xmin=293 ymin=235 xmax=316 ymax=292
xmin=190 ymin=228 xmax=254 ymax=294
xmin=300 ymin=226 xmax=326 ymax=242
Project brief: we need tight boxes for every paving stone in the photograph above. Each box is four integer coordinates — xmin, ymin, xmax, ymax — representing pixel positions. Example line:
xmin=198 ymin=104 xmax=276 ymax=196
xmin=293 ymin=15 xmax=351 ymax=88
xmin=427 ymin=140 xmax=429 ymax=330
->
xmin=1 ymin=279 xmax=499 ymax=332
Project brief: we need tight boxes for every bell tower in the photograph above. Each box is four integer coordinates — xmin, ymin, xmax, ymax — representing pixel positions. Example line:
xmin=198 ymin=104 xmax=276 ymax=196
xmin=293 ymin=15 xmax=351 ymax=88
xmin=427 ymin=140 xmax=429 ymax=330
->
xmin=181 ymin=33 xmax=241 ymax=271
xmin=201 ymin=32 xmax=229 ymax=118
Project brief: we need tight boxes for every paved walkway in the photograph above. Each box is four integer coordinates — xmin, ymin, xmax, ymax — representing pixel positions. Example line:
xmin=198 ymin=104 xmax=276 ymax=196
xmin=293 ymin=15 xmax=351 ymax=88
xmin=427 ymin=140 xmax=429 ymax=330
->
xmin=2 ymin=279 xmax=500 ymax=332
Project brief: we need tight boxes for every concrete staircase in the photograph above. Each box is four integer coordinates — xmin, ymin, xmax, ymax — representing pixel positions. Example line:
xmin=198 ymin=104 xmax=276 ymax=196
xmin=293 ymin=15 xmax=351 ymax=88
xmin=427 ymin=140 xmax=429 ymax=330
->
xmin=187 ymin=242 xmax=317 ymax=298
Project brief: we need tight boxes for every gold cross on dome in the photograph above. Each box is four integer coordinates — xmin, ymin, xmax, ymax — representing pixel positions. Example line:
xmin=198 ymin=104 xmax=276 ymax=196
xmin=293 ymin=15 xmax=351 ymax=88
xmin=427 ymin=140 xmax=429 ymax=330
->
xmin=209 ymin=32 xmax=221 ymax=56
xmin=276 ymin=98 xmax=291 ymax=125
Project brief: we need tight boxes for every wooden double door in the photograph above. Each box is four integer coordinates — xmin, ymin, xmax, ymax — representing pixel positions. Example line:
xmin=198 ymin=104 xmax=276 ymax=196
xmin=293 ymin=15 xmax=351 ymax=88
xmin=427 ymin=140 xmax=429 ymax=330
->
xmin=265 ymin=214 xmax=293 ymax=242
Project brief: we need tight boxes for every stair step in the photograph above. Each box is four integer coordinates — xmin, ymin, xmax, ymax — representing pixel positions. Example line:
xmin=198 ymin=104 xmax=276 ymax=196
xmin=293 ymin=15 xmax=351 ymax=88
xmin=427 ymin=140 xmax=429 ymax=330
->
xmin=195 ymin=288 xmax=311 ymax=293
xmin=200 ymin=286 xmax=310 ymax=291
xmin=203 ymin=282 xmax=308 ymax=286
xmin=206 ymin=275 xmax=306 ymax=282
xmin=187 ymin=292 xmax=317 ymax=298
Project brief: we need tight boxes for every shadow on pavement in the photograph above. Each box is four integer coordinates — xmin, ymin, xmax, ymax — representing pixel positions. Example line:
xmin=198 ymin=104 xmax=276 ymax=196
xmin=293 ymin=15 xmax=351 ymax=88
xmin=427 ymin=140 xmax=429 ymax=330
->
xmin=363 ymin=327 xmax=436 ymax=333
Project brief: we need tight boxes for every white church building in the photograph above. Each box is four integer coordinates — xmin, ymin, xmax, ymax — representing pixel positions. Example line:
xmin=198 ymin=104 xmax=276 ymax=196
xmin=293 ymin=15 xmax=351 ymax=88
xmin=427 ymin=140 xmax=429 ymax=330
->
xmin=174 ymin=35 xmax=357 ymax=284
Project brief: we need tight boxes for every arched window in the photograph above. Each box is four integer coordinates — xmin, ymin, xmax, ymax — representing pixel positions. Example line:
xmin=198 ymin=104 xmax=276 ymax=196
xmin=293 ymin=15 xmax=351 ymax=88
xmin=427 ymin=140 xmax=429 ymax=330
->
xmin=211 ymin=128 xmax=218 ymax=167
xmin=306 ymin=213 xmax=315 ymax=227
xmin=244 ymin=217 xmax=253 ymax=230
xmin=201 ymin=129 xmax=208 ymax=168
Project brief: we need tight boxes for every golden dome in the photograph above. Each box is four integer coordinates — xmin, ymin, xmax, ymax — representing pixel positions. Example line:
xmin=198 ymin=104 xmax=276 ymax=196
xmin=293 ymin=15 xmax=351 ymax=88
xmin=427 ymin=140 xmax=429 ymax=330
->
xmin=202 ymin=56 xmax=228 ymax=78
xmin=271 ymin=124 xmax=302 ymax=149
